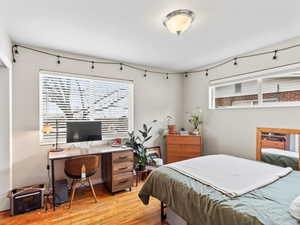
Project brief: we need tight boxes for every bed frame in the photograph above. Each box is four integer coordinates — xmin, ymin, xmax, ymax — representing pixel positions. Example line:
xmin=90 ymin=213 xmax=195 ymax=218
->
xmin=161 ymin=202 xmax=167 ymax=221
xmin=256 ymin=127 xmax=300 ymax=170
xmin=161 ymin=202 xmax=188 ymax=225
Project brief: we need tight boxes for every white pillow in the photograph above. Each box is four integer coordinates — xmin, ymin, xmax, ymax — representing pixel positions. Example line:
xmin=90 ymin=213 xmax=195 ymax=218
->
xmin=290 ymin=195 xmax=300 ymax=220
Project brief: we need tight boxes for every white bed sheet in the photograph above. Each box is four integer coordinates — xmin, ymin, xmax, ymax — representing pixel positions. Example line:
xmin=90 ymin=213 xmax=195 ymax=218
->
xmin=166 ymin=154 xmax=292 ymax=197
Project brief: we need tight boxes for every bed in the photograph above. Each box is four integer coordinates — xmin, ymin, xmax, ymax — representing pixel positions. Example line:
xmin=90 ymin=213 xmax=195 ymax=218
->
xmin=262 ymin=148 xmax=299 ymax=170
xmin=139 ymin=155 xmax=300 ymax=225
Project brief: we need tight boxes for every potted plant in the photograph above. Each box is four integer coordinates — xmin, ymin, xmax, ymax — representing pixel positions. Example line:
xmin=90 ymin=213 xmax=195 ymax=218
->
xmin=187 ymin=108 xmax=203 ymax=135
xmin=126 ymin=123 xmax=154 ymax=171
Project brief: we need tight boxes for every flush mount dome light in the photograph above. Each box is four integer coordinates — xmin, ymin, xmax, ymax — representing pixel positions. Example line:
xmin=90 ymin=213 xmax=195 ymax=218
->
xmin=163 ymin=9 xmax=195 ymax=35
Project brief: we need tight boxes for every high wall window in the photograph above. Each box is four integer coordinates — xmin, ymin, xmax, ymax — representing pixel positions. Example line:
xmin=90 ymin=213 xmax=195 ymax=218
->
xmin=40 ymin=71 xmax=134 ymax=144
xmin=209 ymin=71 xmax=300 ymax=109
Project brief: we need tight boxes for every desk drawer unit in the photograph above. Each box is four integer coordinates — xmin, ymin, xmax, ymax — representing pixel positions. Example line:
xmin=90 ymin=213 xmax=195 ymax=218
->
xmin=102 ymin=150 xmax=134 ymax=193
xmin=113 ymin=161 xmax=133 ymax=174
xmin=112 ymin=151 xmax=133 ymax=163
xmin=112 ymin=172 xmax=133 ymax=192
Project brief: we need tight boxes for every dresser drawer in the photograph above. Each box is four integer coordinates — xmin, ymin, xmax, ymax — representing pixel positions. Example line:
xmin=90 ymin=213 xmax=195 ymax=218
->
xmin=166 ymin=134 xmax=202 ymax=163
xmin=168 ymin=152 xmax=200 ymax=160
xmin=168 ymin=144 xmax=201 ymax=155
xmin=167 ymin=135 xmax=201 ymax=145
xmin=112 ymin=151 xmax=133 ymax=163
xmin=112 ymin=172 xmax=133 ymax=192
xmin=113 ymin=161 xmax=133 ymax=174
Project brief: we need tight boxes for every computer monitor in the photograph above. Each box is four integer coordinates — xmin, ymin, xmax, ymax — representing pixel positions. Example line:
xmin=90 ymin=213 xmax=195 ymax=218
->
xmin=66 ymin=121 xmax=102 ymax=143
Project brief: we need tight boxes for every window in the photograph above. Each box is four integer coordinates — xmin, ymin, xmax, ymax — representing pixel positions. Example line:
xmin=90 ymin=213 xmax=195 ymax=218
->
xmin=209 ymin=71 xmax=300 ymax=109
xmin=262 ymin=76 xmax=300 ymax=105
xmin=213 ymin=80 xmax=258 ymax=108
xmin=40 ymin=71 xmax=133 ymax=144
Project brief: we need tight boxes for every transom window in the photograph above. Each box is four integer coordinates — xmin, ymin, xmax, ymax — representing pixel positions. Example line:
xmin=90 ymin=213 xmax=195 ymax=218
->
xmin=209 ymin=70 xmax=300 ymax=109
xmin=40 ymin=71 xmax=134 ymax=144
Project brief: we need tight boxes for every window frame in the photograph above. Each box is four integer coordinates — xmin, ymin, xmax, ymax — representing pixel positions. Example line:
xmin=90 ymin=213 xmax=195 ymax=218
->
xmin=39 ymin=70 xmax=134 ymax=145
xmin=209 ymin=66 xmax=300 ymax=110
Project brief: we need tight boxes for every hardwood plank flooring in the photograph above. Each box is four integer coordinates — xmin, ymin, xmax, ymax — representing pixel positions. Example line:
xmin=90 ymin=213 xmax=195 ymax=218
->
xmin=0 ymin=184 xmax=169 ymax=225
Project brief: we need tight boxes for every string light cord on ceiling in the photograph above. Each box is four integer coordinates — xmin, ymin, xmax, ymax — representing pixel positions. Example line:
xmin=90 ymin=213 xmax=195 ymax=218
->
xmin=190 ymin=43 xmax=300 ymax=75
xmin=12 ymin=42 xmax=300 ymax=78
xmin=210 ymin=59 xmax=300 ymax=82
xmin=12 ymin=44 xmax=182 ymax=77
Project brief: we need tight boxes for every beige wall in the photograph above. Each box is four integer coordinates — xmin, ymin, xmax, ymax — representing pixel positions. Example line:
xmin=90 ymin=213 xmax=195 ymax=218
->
xmin=0 ymin=67 xmax=11 ymax=211
xmin=0 ymin=29 xmax=12 ymax=211
xmin=12 ymin=46 xmax=184 ymax=189
xmin=183 ymin=36 xmax=300 ymax=159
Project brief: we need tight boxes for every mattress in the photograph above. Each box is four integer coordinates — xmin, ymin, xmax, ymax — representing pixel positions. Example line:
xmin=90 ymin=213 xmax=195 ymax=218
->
xmin=139 ymin=163 xmax=300 ymax=225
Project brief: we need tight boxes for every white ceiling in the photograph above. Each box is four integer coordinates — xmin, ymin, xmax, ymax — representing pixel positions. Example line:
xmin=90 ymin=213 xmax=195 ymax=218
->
xmin=1 ymin=0 xmax=300 ymax=71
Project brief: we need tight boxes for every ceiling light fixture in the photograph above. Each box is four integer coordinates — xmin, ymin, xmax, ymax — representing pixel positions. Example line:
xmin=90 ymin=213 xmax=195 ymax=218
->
xmin=163 ymin=9 xmax=195 ymax=35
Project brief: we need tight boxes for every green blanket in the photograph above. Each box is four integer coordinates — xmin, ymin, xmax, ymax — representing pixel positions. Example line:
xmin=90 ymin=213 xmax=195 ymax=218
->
xmin=262 ymin=152 xmax=298 ymax=170
xmin=139 ymin=166 xmax=300 ymax=225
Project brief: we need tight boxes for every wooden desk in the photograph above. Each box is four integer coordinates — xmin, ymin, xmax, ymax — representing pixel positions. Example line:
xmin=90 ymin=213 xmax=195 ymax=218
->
xmin=48 ymin=145 xmax=133 ymax=210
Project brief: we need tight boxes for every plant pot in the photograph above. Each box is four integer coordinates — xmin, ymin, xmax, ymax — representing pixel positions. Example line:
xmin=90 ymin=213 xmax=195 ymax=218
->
xmin=192 ymin=128 xmax=200 ymax=135
xmin=168 ymin=125 xmax=177 ymax=134
xmin=135 ymin=164 xmax=146 ymax=171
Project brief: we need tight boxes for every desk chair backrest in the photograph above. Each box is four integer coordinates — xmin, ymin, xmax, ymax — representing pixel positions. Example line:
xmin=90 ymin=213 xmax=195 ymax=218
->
xmin=64 ymin=156 xmax=99 ymax=208
xmin=65 ymin=156 xmax=99 ymax=178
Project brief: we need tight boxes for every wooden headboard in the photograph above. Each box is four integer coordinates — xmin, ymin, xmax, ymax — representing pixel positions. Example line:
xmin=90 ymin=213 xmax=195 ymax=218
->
xmin=256 ymin=127 xmax=300 ymax=170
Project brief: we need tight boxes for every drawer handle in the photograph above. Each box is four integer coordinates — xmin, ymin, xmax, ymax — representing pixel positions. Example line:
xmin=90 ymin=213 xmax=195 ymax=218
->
xmin=118 ymin=167 xmax=128 ymax=171
xmin=119 ymin=179 xmax=128 ymax=184
xmin=119 ymin=156 xmax=128 ymax=160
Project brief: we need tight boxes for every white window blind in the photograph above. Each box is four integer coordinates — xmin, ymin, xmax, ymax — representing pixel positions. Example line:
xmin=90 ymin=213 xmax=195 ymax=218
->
xmin=40 ymin=71 xmax=133 ymax=144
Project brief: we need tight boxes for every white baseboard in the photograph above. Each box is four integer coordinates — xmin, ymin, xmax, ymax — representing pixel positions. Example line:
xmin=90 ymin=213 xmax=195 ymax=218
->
xmin=0 ymin=195 xmax=9 ymax=211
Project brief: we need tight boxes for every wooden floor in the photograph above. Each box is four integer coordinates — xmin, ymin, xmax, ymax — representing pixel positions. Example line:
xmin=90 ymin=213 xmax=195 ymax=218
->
xmin=0 ymin=184 xmax=169 ymax=225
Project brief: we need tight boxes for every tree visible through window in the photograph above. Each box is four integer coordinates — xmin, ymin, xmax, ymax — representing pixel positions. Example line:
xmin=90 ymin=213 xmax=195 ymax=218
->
xmin=40 ymin=71 xmax=133 ymax=144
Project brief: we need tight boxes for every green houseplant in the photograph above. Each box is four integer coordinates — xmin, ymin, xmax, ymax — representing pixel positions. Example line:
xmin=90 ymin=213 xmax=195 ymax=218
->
xmin=126 ymin=122 xmax=155 ymax=171
xmin=188 ymin=108 xmax=203 ymax=135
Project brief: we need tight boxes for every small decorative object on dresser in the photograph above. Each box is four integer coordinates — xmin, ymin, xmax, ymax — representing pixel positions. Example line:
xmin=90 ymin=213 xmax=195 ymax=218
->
xmin=167 ymin=115 xmax=177 ymax=134
xmin=166 ymin=134 xmax=202 ymax=163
